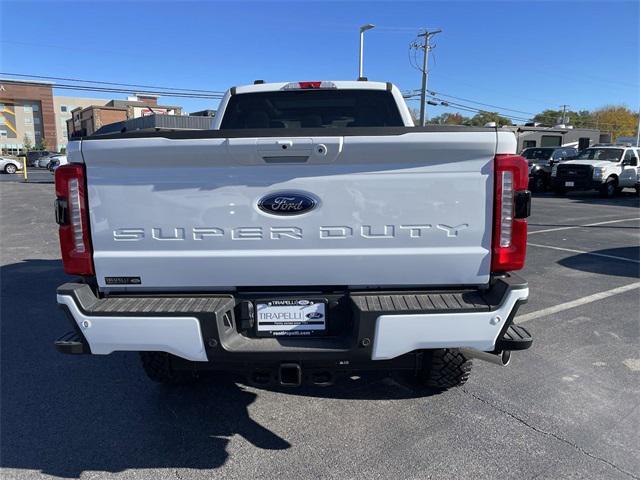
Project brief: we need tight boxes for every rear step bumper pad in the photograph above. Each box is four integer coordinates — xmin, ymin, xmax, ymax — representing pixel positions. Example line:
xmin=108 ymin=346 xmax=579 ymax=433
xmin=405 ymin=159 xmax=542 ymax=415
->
xmin=369 ymin=287 xmax=529 ymax=360
xmin=56 ymin=291 xmax=214 ymax=361
xmin=56 ymin=276 xmax=529 ymax=363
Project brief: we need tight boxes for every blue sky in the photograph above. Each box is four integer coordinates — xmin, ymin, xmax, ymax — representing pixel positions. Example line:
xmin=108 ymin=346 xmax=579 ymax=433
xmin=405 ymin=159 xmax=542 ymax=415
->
xmin=1 ymin=0 xmax=638 ymax=120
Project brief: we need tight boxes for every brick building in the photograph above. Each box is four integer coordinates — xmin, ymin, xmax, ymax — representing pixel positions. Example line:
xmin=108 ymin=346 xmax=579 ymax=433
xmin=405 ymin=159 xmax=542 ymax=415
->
xmin=1 ymin=79 xmax=185 ymax=154
xmin=0 ymin=79 xmax=57 ymax=155
xmin=66 ymin=95 xmax=182 ymax=138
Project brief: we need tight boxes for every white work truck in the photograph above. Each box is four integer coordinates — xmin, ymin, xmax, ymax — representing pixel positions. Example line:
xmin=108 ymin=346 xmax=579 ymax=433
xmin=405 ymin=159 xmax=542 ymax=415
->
xmin=54 ymin=80 xmax=532 ymax=389
xmin=551 ymin=145 xmax=640 ymax=197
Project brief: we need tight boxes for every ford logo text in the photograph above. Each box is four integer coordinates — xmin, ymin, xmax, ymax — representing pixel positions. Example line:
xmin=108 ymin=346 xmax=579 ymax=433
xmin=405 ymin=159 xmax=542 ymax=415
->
xmin=258 ymin=192 xmax=317 ymax=216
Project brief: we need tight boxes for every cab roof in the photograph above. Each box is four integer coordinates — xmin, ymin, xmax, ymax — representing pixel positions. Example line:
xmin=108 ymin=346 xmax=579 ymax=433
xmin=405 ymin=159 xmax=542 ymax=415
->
xmin=232 ymin=80 xmax=393 ymax=95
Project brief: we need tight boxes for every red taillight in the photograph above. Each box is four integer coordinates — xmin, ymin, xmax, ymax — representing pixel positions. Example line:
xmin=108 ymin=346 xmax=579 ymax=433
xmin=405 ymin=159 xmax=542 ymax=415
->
xmin=491 ymin=154 xmax=529 ymax=272
xmin=55 ymin=164 xmax=94 ymax=275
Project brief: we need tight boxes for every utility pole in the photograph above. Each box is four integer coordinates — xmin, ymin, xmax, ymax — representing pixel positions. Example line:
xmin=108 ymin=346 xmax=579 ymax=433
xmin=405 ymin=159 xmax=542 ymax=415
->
xmin=358 ymin=24 xmax=375 ymax=80
xmin=559 ymin=104 xmax=569 ymax=125
xmin=416 ymin=29 xmax=442 ymax=126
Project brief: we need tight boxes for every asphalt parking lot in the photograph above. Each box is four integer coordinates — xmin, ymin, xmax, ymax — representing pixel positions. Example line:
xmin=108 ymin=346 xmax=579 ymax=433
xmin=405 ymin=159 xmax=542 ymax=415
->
xmin=1 ymin=174 xmax=638 ymax=480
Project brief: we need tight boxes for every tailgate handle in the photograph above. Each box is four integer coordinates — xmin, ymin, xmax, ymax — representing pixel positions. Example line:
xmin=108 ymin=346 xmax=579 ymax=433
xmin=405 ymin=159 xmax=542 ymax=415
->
xmin=262 ymin=155 xmax=309 ymax=164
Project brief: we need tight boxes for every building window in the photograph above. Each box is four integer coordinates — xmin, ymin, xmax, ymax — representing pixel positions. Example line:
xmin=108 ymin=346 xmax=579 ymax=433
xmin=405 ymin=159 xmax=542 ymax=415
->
xmin=541 ymin=135 xmax=562 ymax=147
xmin=61 ymin=106 xmax=67 ymax=112
xmin=32 ymin=104 xmax=39 ymax=112
xmin=34 ymin=117 xmax=40 ymax=125
xmin=24 ymin=117 xmax=32 ymax=124
xmin=523 ymin=140 xmax=536 ymax=149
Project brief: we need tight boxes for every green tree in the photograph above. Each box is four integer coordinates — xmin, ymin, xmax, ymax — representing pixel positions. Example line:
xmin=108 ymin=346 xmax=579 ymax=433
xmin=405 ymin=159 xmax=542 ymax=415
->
xmin=466 ymin=111 xmax=512 ymax=127
xmin=591 ymin=106 xmax=638 ymax=140
xmin=35 ymin=138 xmax=48 ymax=151
xmin=23 ymin=134 xmax=33 ymax=152
xmin=532 ymin=109 xmax=595 ymax=127
xmin=429 ymin=112 xmax=469 ymax=125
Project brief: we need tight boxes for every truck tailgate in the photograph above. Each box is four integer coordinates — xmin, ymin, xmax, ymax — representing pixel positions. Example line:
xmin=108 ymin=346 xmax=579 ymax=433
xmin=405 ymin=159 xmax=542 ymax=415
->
xmin=81 ymin=131 xmax=498 ymax=289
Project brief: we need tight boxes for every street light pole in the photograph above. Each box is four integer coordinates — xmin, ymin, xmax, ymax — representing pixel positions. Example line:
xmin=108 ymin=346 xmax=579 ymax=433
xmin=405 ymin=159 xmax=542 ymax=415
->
xmin=358 ymin=24 xmax=375 ymax=79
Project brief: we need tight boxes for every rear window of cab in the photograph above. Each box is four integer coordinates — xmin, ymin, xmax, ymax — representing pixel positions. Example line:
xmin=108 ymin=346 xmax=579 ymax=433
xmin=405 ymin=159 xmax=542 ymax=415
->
xmin=220 ymin=90 xmax=404 ymax=129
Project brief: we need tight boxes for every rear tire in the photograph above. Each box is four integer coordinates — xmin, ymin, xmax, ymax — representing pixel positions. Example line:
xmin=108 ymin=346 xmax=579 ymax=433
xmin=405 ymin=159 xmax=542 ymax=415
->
xmin=530 ymin=175 xmax=546 ymax=193
xmin=599 ymin=177 xmax=617 ymax=198
xmin=4 ymin=164 xmax=17 ymax=174
xmin=404 ymin=348 xmax=472 ymax=390
xmin=140 ymin=352 xmax=201 ymax=385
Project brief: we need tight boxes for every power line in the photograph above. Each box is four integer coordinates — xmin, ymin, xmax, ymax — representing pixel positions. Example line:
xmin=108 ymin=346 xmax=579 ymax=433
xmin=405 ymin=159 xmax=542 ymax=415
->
xmin=427 ymin=91 xmax=535 ymax=116
xmin=0 ymin=79 xmax=224 ymax=100
xmin=404 ymin=89 xmax=620 ymax=128
xmin=0 ymin=72 xmax=226 ymax=95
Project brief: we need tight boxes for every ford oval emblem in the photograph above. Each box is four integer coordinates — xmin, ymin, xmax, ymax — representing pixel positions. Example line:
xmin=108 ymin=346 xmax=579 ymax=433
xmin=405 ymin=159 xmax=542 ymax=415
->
xmin=258 ymin=191 xmax=317 ymax=216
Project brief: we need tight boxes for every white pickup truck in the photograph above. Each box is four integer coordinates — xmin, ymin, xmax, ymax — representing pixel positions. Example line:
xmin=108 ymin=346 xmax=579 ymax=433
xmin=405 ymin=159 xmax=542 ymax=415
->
xmin=551 ymin=145 xmax=640 ymax=197
xmin=54 ymin=80 xmax=532 ymax=390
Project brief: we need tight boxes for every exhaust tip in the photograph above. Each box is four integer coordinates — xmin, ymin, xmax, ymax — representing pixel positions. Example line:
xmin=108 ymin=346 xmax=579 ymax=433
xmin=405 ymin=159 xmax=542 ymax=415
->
xmin=500 ymin=350 xmax=511 ymax=366
xmin=460 ymin=348 xmax=512 ymax=367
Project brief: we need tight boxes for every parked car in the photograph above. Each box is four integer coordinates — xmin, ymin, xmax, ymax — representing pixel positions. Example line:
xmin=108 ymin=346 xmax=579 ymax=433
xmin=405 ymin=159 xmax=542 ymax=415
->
xmin=26 ymin=150 xmax=52 ymax=167
xmin=0 ymin=156 xmax=23 ymax=174
xmin=551 ymin=145 xmax=639 ymax=197
xmin=54 ymin=80 xmax=533 ymax=390
xmin=36 ymin=155 xmax=56 ymax=168
xmin=47 ymin=155 xmax=68 ymax=172
xmin=521 ymin=147 xmax=577 ymax=192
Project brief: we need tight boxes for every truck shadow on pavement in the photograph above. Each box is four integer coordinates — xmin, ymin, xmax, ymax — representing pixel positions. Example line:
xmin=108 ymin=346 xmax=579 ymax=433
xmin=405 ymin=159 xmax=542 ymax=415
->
xmin=558 ymin=247 xmax=640 ymax=279
xmin=0 ymin=259 xmax=290 ymax=478
xmin=0 ymin=259 xmax=440 ymax=478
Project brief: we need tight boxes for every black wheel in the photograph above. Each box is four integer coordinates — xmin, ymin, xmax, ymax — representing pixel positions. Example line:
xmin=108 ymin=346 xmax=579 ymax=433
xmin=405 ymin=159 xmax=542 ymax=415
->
xmin=554 ymin=187 xmax=567 ymax=196
xmin=140 ymin=352 xmax=201 ymax=385
xmin=4 ymin=164 xmax=17 ymax=174
xmin=599 ymin=177 xmax=617 ymax=198
xmin=403 ymin=349 xmax=472 ymax=390
xmin=530 ymin=175 xmax=546 ymax=193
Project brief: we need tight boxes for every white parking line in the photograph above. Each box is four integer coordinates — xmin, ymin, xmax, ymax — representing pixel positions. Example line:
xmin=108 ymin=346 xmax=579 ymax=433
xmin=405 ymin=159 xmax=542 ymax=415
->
xmin=516 ymin=281 xmax=640 ymax=323
xmin=528 ymin=243 xmax=640 ymax=264
xmin=528 ymin=217 xmax=640 ymax=235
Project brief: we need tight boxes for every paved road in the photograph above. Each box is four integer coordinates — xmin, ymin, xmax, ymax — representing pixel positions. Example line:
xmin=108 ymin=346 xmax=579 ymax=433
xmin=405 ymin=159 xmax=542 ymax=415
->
xmin=0 ymin=169 xmax=53 ymax=184
xmin=1 ymin=180 xmax=638 ymax=479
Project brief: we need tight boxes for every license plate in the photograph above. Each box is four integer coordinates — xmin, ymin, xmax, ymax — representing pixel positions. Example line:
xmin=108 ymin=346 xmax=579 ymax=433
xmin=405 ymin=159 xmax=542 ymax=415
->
xmin=255 ymin=299 xmax=326 ymax=337
xmin=565 ymin=181 xmax=574 ymax=187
